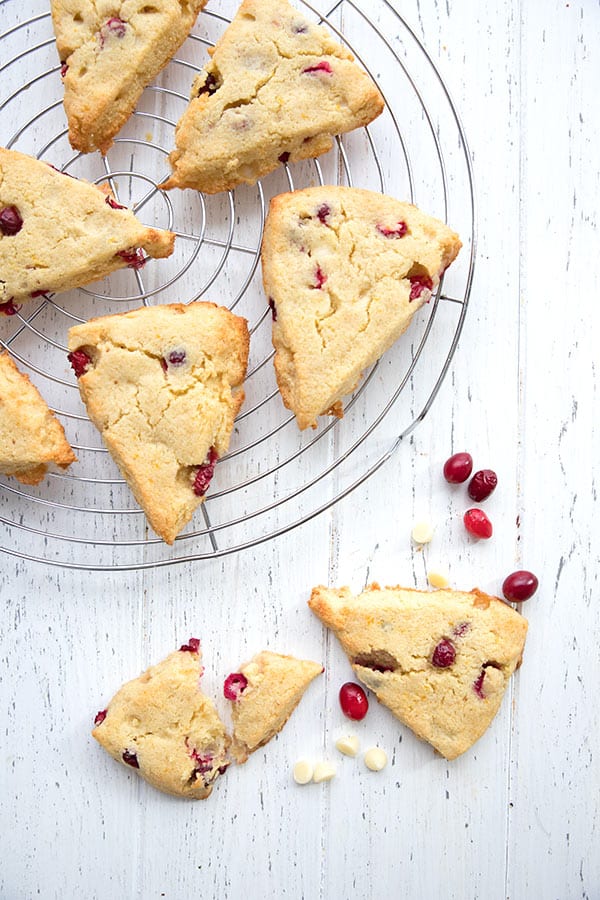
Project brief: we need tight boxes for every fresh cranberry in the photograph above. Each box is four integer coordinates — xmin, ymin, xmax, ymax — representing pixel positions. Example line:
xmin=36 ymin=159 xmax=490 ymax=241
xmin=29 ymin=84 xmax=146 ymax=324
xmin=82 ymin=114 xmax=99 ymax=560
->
xmin=268 ymin=297 xmax=277 ymax=321
xmin=409 ymin=274 xmax=433 ymax=300
xmin=191 ymin=753 xmax=213 ymax=774
xmin=0 ymin=205 xmax=23 ymax=236
xmin=167 ymin=349 xmax=186 ymax=366
xmin=502 ymin=570 xmax=539 ymax=603
xmin=30 ymin=290 xmax=50 ymax=298
xmin=218 ymin=763 xmax=229 ymax=775
xmin=468 ymin=469 xmax=498 ymax=502
xmin=302 ymin=61 xmax=333 ymax=75
xmin=377 ymin=221 xmax=408 ymax=238
xmin=472 ymin=670 xmax=486 ymax=699
xmin=94 ymin=709 xmax=107 ymax=726
xmin=431 ymin=639 xmax=456 ymax=668
xmin=339 ymin=682 xmax=369 ymax=720
xmin=67 ymin=349 xmax=91 ymax=378
xmin=443 ymin=452 xmax=473 ymax=483
xmin=453 ymin=622 xmax=471 ymax=637
xmin=179 ymin=637 xmax=200 ymax=653
xmin=313 ymin=266 xmax=327 ymax=289
xmin=196 ymin=72 xmax=219 ymax=97
xmin=463 ymin=508 xmax=493 ymax=539
xmin=60 ymin=62 xmax=68 ymax=77
xmin=317 ymin=204 xmax=330 ymax=224
xmin=104 ymin=16 xmax=126 ymax=37
xmin=105 ymin=195 xmax=127 ymax=210
xmin=0 ymin=299 xmax=21 ymax=316
xmin=278 ymin=151 xmax=290 ymax=163
xmin=192 ymin=447 xmax=218 ymax=496
xmin=116 ymin=248 xmax=146 ymax=269
xmin=122 ymin=750 xmax=139 ymax=768
xmin=292 ymin=23 xmax=308 ymax=33
xmin=223 ymin=672 xmax=248 ymax=700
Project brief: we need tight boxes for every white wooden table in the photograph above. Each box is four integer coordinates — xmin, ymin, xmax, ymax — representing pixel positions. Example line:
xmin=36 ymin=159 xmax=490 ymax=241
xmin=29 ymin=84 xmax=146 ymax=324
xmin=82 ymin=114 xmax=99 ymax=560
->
xmin=1 ymin=0 xmax=598 ymax=897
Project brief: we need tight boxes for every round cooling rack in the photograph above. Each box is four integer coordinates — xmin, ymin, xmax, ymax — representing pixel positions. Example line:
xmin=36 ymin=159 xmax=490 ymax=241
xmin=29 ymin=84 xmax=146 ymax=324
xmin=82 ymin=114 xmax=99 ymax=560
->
xmin=0 ymin=0 xmax=476 ymax=570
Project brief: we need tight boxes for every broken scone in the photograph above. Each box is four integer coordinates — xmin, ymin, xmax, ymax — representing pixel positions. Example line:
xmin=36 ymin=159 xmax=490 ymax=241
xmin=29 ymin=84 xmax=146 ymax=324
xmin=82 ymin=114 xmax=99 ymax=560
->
xmin=309 ymin=584 xmax=528 ymax=759
xmin=224 ymin=651 xmax=323 ymax=763
xmin=52 ymin=0 xmax=208 ymax=154
xmin=68 ymin=302 xmax=249 ymax=543
xmin=160 ymin=0 xmax=384 ymax=193
xmin=261 ymin=187 xmax=462 ymax=429
xmin=92 ymin=638 xmax=230 ymax=799
xmin=0 ymin=351 xmax=76 ymax=485
xmin=0 ymin=147 xmax=174 ymax=307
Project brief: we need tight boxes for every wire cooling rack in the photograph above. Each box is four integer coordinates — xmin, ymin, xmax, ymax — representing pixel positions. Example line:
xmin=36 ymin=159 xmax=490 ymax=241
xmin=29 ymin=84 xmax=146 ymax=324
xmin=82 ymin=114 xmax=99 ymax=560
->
xmin=0 ymin=0 xmax=476 ymax=570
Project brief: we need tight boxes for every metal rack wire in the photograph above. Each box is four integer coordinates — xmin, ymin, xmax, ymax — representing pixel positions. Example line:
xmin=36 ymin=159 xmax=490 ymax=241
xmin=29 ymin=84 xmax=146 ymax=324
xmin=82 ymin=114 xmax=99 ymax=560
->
xmin=0 ymin=0 xmax=476 ymax=570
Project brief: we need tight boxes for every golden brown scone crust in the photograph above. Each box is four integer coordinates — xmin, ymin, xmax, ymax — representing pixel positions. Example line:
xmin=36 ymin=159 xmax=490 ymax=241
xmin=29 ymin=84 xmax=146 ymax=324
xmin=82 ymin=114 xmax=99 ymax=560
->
xmin=160 ymin=0 xmax=384 ymax=193
xmin=0 ymin=352 xmax=76 ymax=485
xmin=309 ymin=583 xmax=527 ymax=759
xmin=68 ymin=302 xmax=249 ymax=543
xmin=262 ymin=187 xmax=462 ymax=429
xmin=52 ymin=0 xmax=207 ymax=154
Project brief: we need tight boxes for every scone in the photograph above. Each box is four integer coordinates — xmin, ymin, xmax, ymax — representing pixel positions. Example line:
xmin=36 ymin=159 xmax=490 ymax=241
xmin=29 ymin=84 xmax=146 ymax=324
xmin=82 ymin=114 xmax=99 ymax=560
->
xmin=0 ymin=352 xmax=76 ymax=484
xmin=52 ymin=0 xmax=208 ymax=154
xmin=309 ymin=584 xmax=528 ymax=759
xmin=160 ymin=0 xmax=384 ymax=193
xmin=224 ymin=651 xmax=323 ymax=763
xmin=92 ymin=638 xmax=231 ymax=799
xmin=262 ymin=187 xmax=461 ymax=429
xmin=67 ymin=302 xmax=249 ymax=543
xmin=0 ymin=147 xmax=175 ymax=307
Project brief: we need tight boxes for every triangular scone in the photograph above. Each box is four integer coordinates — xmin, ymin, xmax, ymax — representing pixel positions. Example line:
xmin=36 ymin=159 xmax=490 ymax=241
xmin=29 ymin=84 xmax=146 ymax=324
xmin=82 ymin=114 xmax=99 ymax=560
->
xmin=68 ymin=302 xmax=249 ymax=543
xmin=160 ymin=0 xmax=384 ymax=193
xmin=0 ymin=148 xmax=175 ymax=307
xmin=224 ymin=651 xmax=323 ymax=763
xmin=262 ymin=187 xmax=462 ymax=429
xmin=309 ymin=584 xmax=528 ymax=759
xmin=52 ymin=0 xmax=208 ymax=154
xmin=92 ymin=639 xmax=231 ymax=799
xmin=0 ymin=352 xmax=76 ymax=485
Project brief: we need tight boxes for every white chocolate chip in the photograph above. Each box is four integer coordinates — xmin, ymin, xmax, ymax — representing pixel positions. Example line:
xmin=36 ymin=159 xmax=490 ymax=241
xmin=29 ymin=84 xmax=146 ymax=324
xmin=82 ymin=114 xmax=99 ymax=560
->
xmin=335 ymin=735 xmax=360 ymax=757
xmin=428 ymin=570 xmax=450 ymax=589
xmin=312 ymin=761 xmax=336 ymax=783
xmin=411 ymin=520 xmax=434 ymax=544
xmin=292 ymin=760 xmax=314 ymax=785
xmin=364 ymin=747 xmax=388 ymax=771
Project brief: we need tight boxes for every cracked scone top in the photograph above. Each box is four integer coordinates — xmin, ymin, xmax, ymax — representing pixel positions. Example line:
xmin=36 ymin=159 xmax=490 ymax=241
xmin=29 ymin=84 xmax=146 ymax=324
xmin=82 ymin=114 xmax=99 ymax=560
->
xmin=309 ymin=584 xmax=528 ymax=759
xmin=52 ymin=0 xmax=208 ymax=154
xmin=224 ymin=651 xmax=323 ymax=763
xmin=261 ymin=187 xmax=462 ymax=429
xmin=160 ymin=0 xmax=384 ymax=193
xmin=67 ymin=302 xmax=249 ymax=543
xmin=0 ymin=147 xmax=174 ymax=307
xmin=92 ymin=639 xmax=231 ymax=799
xmin=0 ymin=352 xmax=76 ymax=485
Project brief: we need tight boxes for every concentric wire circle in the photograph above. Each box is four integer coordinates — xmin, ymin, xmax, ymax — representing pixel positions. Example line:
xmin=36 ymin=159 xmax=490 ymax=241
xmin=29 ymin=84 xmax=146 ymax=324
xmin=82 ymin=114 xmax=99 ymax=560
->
xmin=0 ymin=0 xmax=476 ymax=569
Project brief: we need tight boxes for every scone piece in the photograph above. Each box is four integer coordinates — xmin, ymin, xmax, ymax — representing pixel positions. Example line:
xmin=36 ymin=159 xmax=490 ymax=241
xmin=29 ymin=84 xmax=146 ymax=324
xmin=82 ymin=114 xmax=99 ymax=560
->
xmin=92 ymin=639 xmax=231 ymax=799
xmin=309 ymin=584 xmax=528 ymax=759
xmin=262 ymin=187 xmax=462 ymax=429
xmin=0 ymin=147 xmax=174 ymax=307
xmin=52 ymin=0 xmax=207 ymax=154
xmin=160 ymin=0 xmax=384 ymax=193
xmin=0 ymin=352 xmax=76 ymax=485
xmin=68 ymin=302 xmax=249 ymax=543
xmin=224 ymin=651 xmax=323 ymax=763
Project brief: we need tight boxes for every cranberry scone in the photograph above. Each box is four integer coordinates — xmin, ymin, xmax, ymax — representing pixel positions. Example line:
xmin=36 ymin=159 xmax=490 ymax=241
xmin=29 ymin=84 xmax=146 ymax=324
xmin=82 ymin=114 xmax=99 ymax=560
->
xmin=160 ymin=0 xmax=384 ymax=193
xmin=52 ymin=0 xmax=208 ymax=154
xmin=224 ymin=651 xmax=323 ymax=763
xmin=0 ymin=352 xmax=76 ymax=485
xmin=92 ymin=638 xmax=231 ymax=799
xmin=0 ymin=148 xmax=174 ymax=309
xmin=261 ymin=187 xmax=462 ymax=429
xmin=309 ymin=584 xmax=528 ymax=759
xmin=67 ymin=302 xmax=249 ymax=543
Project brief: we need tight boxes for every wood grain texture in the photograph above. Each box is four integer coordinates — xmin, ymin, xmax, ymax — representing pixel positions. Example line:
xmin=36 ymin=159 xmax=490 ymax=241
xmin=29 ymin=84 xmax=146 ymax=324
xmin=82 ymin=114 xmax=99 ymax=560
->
xmin=0 ymin=0 xmax=598 ymax=897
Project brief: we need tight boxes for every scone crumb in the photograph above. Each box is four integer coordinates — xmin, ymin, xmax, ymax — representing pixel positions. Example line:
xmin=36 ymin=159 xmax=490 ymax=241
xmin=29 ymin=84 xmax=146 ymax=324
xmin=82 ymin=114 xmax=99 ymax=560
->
xmin=293 ymin=759 xmax=314 ymax=785
xmin=411 ymin=520 xmax=434 ymax=544
xmin=335 ymin=735 xmax=360 ymax=757
xmin=364 ymin=747 xmax=388 ymax=771
xmin=428 ymin=570 xmax=450 ymax=589
xmin=312 ymin=761 xmax=336 ymax=783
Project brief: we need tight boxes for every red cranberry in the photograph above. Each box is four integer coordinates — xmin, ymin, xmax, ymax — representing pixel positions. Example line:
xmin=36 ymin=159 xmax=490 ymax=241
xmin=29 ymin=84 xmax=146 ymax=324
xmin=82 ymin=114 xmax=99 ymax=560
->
xmin=30 ymin=290 xmax=50 ymax=298
xmin=302 ymin=61 xmax=333 ymax=75
xmin=472 ymin=670 xmax=486 ymax=699
xmin=0 ymin=205 xmax=23 ymax=236
xmin=67 ymin=349 xmax=91 ymax=378
xmin=122 ymin=750 xmax=139 ymax=768
xmin=268 ymin=297 xmax=277 ymax=321
xmin=167 ymin=349 xmax=186 ymax=366
xmin=105 ymin=195 xmax=127 ymax=210
xmin=431 ymin=639 xmax=456 ymax=668
xmin=377 ymin=221 xmax=408 ymax=238
xmin=339 ymin=682 xmax=369 ymax=720
xmin=223 ymin=672 xmax=248 ymax=700
xmin=463 ymin=508 xmax=493 ymax=539
xmin=60 ymin=62 xmax=68 ymax=77
xmin=502 ymin=570 xmax=538 ymax=603
xmin=468 ymin=469 xmax=498 ymax=502
xmin=196 ymin=72 xmax=219 ymax=97
xmin=104 ymin=16 xmax=126 ymax=37
xmin=192 ymin=447 xmax=218 ymax=496
xmin=453 ymin=622 xmax=470 ymax=637
xmin=278 ymin=151 xmax=290 ymax=163
xmin=94 ymin=709 xmax=107 ymax=726
xmin=409 ymin=274 xmax=433 ymax=300
xmin=443 ymin=452 xmax=473 ymax=483
xmin=179 ymin=637 xmax=200 ymax=653
xmin=317 ymin=204 xmax=331 ymax=223
xmin=313 ymin=266 xmax=327 ymax=289
xmin=116 ymin=247 xmax=146 ymax=269
xmin=0 ymin=299 xmax=21 ymax=316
